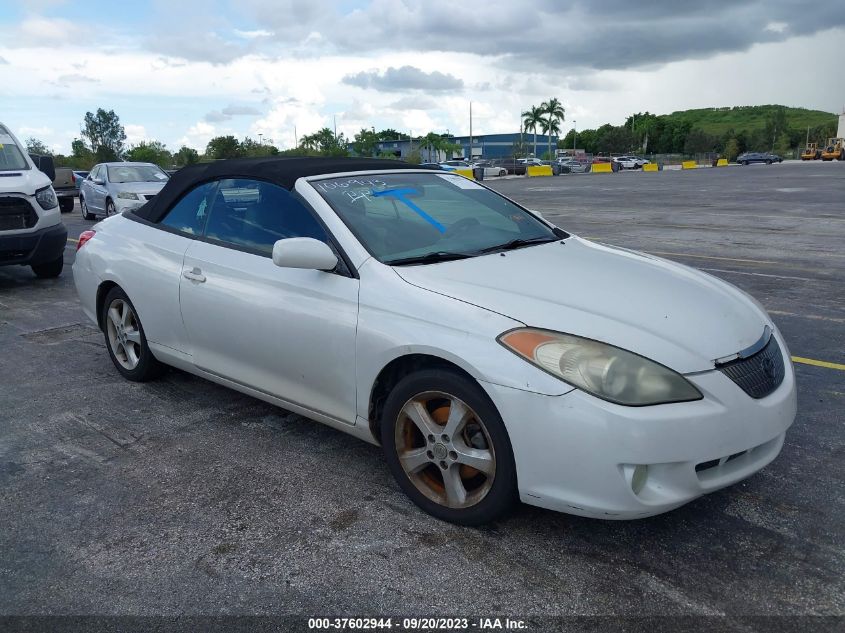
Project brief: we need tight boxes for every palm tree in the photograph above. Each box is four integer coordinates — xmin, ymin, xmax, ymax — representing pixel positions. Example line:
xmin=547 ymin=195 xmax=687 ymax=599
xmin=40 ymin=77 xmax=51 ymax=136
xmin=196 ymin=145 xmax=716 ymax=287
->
xmin=542 ymin=98 xmax=566 ymax=160
xmin=522 ymin=106 xmax=544 ymax=158
xmin=540 ymin=118 xmax=561 ymax=159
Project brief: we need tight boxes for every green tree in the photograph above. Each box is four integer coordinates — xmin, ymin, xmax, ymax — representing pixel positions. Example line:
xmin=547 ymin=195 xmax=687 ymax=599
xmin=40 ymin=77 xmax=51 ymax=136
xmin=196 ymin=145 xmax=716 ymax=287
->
xmin=173 ymin=146 xmax=199 ymax=166
xmin=299 ymin=128 xmax=349 ymax=156
xmin=683 ymin=129 xmax=719 ymax=155
xmin=764 ymin=106 xmax=789 ymax=151
xmin=541 ymin=98 xmax=566 ymax=161
xmin=25 ymin=137 xmax=51 ymax=155
xmin=241 ymin=137 xmax=279 ymax=157
xmin=723 ymin=138 xmax=740 ymax=162
xmin=540 ymin=117 xmax=561 ymax=159
xmin=82 ymin=108 xmax=126 ymax=160
xmin=354 ymin=128 xmax=380 ymax=157
xmin=125 ymin=140 xmax=172 ymax=166
xmin=205 ymin=135 xmax=242 ymax=159
xmin=521 ymin=106 xmax=544 ymax=158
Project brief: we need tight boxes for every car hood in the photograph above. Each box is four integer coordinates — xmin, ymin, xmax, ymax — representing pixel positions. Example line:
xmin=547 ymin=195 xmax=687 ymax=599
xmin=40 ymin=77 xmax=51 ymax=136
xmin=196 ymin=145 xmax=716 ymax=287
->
xmin=107 ymin=181 xmax=167 ymax=195
xmin=0 ymin=169 xmax=52 ymax=196
xmin=392 ymin=237 xmax=770 ymax=374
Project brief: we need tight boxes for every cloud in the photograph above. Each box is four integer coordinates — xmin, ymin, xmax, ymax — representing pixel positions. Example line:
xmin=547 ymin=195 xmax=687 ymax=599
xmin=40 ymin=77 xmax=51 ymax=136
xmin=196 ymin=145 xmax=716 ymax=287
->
xmin=389 ymin=96 xmax=439 ymax=110
xmin=125 ymin=124 xmax=149 ymax=145
xmin=248 ymin=0 xmax=845 ymax=72
xmin=205 ymin=104 xmax=261 ymax=122
xmin=56 ymin=73 xmax=98 ymax=84
xmin=234 ymin=29 xmax=273 ymax=39
xmin=221 ymin=105 xmax=261 ymax=116
xmin=343 ymin=66 xmax=464 ymax=92
xmin=0 ymin=56 xmax=8 ymax=65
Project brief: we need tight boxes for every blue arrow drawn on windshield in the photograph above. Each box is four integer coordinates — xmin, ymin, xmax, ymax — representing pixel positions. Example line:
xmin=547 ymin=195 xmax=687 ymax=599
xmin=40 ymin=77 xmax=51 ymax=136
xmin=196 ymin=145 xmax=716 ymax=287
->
xmin=371 ymin=188 xmax=446 ymax=233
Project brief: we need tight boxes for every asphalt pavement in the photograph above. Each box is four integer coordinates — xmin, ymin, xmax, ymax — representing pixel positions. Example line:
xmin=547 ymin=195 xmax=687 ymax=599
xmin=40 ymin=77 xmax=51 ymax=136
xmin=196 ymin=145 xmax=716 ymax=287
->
xmin=0 ymin=161 xmax=843 ymax=624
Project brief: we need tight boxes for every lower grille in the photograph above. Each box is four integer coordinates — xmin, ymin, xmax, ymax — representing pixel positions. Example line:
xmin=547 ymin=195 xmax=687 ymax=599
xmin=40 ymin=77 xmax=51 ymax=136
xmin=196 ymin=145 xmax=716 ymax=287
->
xmin=0 ymin=196 xmax=38 ymax=230
xmin=718 ymin=335 xmax=785 ymax=399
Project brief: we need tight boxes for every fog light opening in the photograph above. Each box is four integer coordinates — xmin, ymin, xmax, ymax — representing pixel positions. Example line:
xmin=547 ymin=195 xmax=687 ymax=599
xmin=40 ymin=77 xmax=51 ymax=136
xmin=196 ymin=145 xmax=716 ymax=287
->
xmin=631 ymin=465 xmax=648 ymax=495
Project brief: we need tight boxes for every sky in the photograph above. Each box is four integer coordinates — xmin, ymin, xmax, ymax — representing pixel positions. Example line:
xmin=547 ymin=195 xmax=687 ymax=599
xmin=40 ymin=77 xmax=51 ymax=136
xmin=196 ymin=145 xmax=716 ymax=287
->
xmin=1 ymin=0 xmax=843 ymax=154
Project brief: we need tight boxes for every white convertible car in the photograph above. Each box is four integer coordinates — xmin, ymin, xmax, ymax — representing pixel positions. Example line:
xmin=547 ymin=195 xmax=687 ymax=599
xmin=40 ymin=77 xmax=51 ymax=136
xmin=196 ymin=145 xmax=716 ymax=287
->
xmin=73 ymin=158 xmax=796 ymax=525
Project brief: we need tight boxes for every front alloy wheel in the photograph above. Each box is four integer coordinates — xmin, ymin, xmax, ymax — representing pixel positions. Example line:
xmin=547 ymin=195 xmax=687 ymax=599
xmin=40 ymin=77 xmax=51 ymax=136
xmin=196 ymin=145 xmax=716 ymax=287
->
xmin=106 ymin=199 xmax=117 ymax=216
xmin=381 ymin=369 xmax=516 ymax=525
xmin=396 ymin=392 xmax=496 ymax=510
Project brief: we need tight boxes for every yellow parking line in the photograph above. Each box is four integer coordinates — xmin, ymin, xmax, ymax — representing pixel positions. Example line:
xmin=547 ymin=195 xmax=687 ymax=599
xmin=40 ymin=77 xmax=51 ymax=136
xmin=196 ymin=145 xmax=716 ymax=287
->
xmin=791 ymin=357 xmax=845 ymax=371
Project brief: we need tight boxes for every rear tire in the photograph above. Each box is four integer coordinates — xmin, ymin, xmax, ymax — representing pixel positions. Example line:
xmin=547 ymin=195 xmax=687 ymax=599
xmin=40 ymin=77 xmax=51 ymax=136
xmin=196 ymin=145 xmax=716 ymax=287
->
xmin=80 ymin=196 xmax=94 ymax=220
xmin=380 ymin=368 xmax=517 ymax=525
xmin=31 ymin=256 xmax=63 ymax=278
xmin=59 ymin=198 xmax=74 ymax=213
xmin=101 ymin=286 xmax=164 ymax=382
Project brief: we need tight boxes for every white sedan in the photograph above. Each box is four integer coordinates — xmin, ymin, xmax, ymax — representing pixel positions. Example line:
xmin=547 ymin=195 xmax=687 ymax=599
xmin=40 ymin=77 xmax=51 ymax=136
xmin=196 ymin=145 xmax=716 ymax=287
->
xmin=73 ymin=159 xmax=796 ymax=525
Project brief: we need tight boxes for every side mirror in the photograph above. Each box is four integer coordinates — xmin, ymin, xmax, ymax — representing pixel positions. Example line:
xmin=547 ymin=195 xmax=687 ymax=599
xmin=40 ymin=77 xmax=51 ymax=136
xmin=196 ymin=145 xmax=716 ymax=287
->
xmin=94 ymin=178 xmax=105 ymax=185
xmin=272 ymin=237 xmax=338 ymax=271
xmin=29 ymin=154 xmax=56 ymax=182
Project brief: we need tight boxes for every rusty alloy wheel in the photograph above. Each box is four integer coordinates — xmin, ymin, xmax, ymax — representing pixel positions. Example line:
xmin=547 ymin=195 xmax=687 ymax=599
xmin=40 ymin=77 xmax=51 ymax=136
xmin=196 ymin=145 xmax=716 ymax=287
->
xmin=394 ymin=391 xmax=496 ymax=509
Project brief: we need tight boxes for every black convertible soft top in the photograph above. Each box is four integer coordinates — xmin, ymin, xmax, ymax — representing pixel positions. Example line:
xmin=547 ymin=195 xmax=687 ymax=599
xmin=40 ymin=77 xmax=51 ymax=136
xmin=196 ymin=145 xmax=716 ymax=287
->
xmin=134 ymin=157 xmax=418 ymax=223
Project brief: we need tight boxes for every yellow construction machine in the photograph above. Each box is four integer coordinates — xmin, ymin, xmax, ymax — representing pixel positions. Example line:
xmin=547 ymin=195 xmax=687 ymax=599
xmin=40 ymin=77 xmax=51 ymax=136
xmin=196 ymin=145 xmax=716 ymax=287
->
xmin=800 ymin=142 xmax=821 ymax=160
xmin=820 ymin=138 xmax=845 ymax=161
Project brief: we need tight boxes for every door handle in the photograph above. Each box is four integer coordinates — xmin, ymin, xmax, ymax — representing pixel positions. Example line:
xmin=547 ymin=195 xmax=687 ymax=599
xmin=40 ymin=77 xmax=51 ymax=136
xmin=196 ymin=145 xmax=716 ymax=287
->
xmin=183 ymin=267 xmax=206 ymax=283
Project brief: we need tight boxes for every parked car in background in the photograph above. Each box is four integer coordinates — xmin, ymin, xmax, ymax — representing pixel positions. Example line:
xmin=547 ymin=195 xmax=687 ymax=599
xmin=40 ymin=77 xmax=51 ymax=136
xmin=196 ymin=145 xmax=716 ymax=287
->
xmin=736 ymin=152 xmax=783 ymax=165
xmin=0 ymin=122 xmax=66 ymax=278
xmin=73 ymin=171 xmax=90 ymax=194
xmin=73 ymin=157 xmax=797 ymax=525
xmin=613 ymin=156 xmax=650 ymax=170
xmin=489 ymin=158 xmax=527 ymax=175
xmin=79 ymin=162 xmax=170 ymax=220
xmin=518 ymin=158 xmax=544 ymax=166
xmin=51 ymin=167 xmax=78 ymax=213
xmin=556 ymin=158 xmax=589 ymax=173
xmin=471 ymin=161 xmax=508 ymax=177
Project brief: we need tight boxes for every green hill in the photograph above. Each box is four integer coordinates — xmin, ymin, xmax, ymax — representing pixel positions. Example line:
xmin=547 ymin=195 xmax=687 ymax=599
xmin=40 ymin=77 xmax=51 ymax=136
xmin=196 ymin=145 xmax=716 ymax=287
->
xmin=659 ymin=105 xmax=837 ymax=137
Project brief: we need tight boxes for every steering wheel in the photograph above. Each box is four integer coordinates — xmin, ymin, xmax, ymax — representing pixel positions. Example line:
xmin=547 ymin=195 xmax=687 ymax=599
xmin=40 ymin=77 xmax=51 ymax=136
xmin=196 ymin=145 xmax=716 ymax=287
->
xmin=447 ymin=217 xmax=480 ymax=236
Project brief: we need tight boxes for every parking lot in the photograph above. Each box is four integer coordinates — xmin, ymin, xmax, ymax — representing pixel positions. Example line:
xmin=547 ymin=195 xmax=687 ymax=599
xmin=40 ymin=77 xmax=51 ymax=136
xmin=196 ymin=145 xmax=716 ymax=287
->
xmin=1 ymin=161 xmax=843 ymax=621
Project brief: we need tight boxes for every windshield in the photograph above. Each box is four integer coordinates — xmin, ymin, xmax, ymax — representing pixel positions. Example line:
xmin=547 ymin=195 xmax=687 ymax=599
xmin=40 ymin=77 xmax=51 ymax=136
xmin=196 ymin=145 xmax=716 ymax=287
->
xmin=0 ymin=134 xmax=29 ymax=171
xmin=314 ymin=172 xmax=561 ymax=264
xmin=107 ymin=165 xmax=169 ymax=183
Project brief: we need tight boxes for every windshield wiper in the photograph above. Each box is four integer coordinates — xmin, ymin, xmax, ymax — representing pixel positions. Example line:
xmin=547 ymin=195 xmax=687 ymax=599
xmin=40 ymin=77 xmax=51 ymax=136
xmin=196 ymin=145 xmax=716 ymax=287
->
xmin=386 ymin=251 xmax=475 ymax=266
xmin=476 ymin=235 xmax=560 ymax=254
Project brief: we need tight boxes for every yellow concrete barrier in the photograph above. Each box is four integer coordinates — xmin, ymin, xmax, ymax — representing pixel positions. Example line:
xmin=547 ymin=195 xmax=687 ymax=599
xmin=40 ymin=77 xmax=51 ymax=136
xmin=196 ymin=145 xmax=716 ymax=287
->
xmin=591 ymin=162 xmax=613 ymax=173
xmin=716 ymin=158 xmax=728 ymax=167
xmin=681 ymin=160 xmax=698 ymax=170
xmin=527 ymin=165 xmax=553 ymax=177
xmin=453 ymin=168 xmax=474 ymax=179
xmin=642 ymin=163 xmax=658 ymax=172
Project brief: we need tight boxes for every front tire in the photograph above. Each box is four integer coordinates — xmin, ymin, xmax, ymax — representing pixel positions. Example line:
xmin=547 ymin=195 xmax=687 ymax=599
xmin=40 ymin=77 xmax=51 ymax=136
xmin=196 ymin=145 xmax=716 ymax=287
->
xmin=80 ymin=196 xmax=94 ymax=220
xmin=31 ymin=256 xmax=63 ymax=278
xmin=101 ymin=287 xmax=164 ymax=382
xmin=380 ymin=369 xmax=517 ymax=525
xmin=106 ymin=198 xmax=117 ymax=216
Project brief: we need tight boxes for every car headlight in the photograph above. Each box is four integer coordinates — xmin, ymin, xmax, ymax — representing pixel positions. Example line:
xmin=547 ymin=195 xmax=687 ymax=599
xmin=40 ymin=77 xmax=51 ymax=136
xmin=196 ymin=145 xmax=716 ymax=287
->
xmin=498 ymin=328 xmax=702 ymax=406
xmin=117 ymin=192 xmax=139 ymax=200
xmin=35 ymin=186 xmax=58 ymax=210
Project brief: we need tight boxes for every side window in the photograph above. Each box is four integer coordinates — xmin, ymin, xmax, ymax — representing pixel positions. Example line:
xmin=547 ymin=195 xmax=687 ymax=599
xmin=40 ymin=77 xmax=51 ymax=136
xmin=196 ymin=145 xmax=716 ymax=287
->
xmin=90 ymin=166 xmax=101 ymax=181
xmin=158 ymin=181 xmax=217 ymax=236
xmin=203 ymin=178 xmax=328 ymax=256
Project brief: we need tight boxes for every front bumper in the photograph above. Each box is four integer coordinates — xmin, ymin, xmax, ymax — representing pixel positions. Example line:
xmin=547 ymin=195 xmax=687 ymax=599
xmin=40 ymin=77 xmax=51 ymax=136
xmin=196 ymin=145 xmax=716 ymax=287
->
xmin=482 ymin=330 xmax=797 ymax=519
xmin=0 ymin=222 xmax=68 ymax=267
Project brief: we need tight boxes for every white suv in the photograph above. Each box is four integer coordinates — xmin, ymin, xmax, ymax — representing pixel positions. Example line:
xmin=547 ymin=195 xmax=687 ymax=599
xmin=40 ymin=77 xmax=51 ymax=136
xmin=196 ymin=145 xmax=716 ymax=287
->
xmin=0 ymin=123 xmax=67 ymax=278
